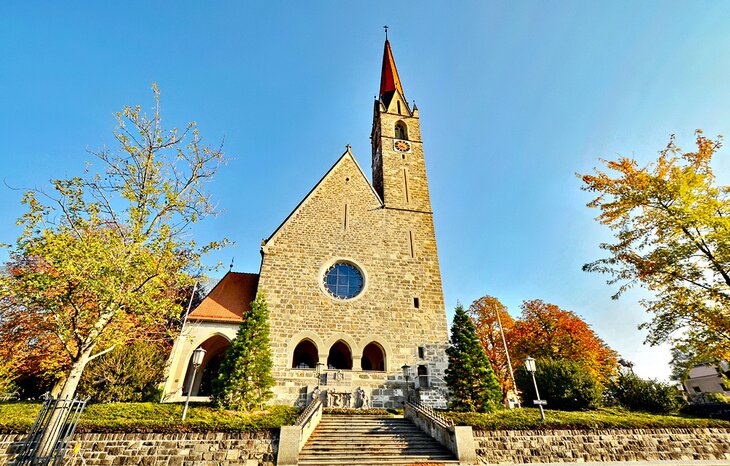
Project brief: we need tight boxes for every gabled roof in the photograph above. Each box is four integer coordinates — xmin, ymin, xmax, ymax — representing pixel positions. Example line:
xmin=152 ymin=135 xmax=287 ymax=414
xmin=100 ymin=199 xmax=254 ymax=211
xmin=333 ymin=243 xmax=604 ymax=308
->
xmin=188 ymin=272 xmax=259 ymax=323
xmin=264 ymin=147 xmax=382 ymax=246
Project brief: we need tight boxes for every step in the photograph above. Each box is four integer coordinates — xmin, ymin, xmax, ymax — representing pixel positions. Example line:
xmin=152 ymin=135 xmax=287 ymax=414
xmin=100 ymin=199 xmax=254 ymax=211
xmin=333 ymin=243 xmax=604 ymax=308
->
xmin=298 ymin=414 xmax=458 ymax=465
xmin=299 ymin=455 xmax=459 ymax=465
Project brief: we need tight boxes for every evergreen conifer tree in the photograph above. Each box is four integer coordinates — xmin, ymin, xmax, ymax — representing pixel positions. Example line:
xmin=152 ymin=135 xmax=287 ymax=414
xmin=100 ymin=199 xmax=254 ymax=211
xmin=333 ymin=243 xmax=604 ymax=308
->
xmin=445 ymin=303 xmax=502 ymax=412
xmin=211 ymin=293 xmax=274 ymax=411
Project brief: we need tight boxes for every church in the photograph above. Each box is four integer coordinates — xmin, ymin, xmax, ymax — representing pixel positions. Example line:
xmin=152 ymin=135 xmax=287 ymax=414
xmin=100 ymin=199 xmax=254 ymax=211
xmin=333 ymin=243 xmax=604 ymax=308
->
xmin=161 ymin=37 xmax=451 ymax=408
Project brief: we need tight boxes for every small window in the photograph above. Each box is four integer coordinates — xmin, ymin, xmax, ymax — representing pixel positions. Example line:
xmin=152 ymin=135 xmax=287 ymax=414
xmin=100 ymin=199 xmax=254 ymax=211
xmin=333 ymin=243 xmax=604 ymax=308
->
xmin=397 ymin=101 xmax=401 ymax=114
xmin=692 ymin=386 xmax=702 ymax=393
xmin=418 ymin=346 xmax=425 ymax=359
xmin=413 ymin=297 xmax=420 ymax=309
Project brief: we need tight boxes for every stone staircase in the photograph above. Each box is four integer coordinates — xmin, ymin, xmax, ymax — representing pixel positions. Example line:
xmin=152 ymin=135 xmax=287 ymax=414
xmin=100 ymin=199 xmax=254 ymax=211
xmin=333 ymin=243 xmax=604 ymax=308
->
xmin=298 ymin=414 xmax=459 ymax=466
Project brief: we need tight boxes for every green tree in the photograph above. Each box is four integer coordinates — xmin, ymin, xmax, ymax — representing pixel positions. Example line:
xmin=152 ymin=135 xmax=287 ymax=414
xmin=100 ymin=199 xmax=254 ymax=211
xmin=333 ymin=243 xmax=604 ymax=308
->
xmin=515 ymin=358 xmax=602 ymax=411
xmin=77 ymin=342 xmax=168 ymax=402
xmin=212 ymin=294 xmax=274 ymax=411
xmin=608 ymin=370 xmax=684 ymax=413
xmin=580 ymin=131 xmax=730 ymax=362
xmin=0 ymin=84 xmax=226 ymax=402
xmin=445 ymin=304 xmax=502 ymax=412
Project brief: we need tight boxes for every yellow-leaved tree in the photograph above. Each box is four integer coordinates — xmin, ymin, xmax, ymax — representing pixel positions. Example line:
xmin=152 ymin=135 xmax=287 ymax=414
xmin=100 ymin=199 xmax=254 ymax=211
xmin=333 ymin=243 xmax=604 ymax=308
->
xmin=0 ymin=84 xmax=227 ymax=403
xmin=579 ymin=130 xmax=729 ymax=362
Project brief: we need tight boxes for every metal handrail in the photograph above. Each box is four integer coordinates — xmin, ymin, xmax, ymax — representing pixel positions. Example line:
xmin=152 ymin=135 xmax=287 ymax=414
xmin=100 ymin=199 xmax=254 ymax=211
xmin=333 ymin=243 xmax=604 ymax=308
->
xmin=295 ymin=396 xmax=322 ymax=427
xmin=406 ymin=400 xmax=454 ymax=428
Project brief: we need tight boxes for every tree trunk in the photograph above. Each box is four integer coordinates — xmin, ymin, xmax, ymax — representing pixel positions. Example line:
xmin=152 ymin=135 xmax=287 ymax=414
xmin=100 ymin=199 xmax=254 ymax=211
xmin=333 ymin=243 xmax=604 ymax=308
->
xmin=35 ymin=349 xmax=91 ymax=460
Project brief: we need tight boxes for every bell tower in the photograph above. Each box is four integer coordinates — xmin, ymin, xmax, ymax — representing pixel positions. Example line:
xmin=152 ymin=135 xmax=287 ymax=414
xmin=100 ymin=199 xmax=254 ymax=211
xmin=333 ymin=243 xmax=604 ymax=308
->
xmin=371 ymin=37 xmax=433 ymax=213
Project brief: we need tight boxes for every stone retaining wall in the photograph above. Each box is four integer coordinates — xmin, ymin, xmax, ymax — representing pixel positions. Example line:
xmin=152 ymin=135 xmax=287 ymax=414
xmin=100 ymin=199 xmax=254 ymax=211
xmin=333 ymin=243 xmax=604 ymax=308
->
xmin=474 ymin=428 xmax=730 ymax=464
xmin=0 ymin=431 xmax=277 ymax=466
xmin=4 ymin=427 xmax=730 ymax=465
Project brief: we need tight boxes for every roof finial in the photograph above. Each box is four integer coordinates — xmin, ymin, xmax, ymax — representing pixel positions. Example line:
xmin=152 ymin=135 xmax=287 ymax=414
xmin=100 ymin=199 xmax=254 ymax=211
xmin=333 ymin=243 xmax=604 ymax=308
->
xmin=383 ymin=25 xmax=389 ymax=40
xmin=346 ymin=144 xmax=352 ymax=153
xmin=229 ymin=257 xmax=234 ymax=272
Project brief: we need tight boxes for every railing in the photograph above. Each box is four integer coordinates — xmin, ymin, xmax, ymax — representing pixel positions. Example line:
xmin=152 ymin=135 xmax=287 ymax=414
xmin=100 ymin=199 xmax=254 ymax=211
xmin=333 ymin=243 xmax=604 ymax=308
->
xmin=405 ymin=400 xmax=477 ymax=464
xmin=15 ymin=396 xmax=88 ymax=466
xmin=296 ymin=395 xmax=322 ymax=427
xmin=406 ymin=401 xmax=454 ymax=428
xmin=278 ymin=390 xmax=324 ymax=465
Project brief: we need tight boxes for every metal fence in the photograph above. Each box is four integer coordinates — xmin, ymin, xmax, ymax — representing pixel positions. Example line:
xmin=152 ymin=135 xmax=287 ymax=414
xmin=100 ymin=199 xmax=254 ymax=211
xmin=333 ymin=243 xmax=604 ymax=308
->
xmin=14 ymin=396 xmax=88 ymax=466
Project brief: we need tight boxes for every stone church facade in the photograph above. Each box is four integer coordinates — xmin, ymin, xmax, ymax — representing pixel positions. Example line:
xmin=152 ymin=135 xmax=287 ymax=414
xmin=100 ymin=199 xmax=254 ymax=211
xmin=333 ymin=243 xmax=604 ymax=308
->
xmin=162 ymin=38 xmax=450 ymax=408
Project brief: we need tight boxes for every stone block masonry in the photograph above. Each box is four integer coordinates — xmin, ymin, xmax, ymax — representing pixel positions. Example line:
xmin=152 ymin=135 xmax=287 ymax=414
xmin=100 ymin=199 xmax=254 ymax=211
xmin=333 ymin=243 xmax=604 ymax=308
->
xmin=0 ymin=431 xmax=277 ymax=466
xmin=4 ymin=427 xmax=730 ymax=465
xmin=473 ymin=428 xmax=730 ymax=464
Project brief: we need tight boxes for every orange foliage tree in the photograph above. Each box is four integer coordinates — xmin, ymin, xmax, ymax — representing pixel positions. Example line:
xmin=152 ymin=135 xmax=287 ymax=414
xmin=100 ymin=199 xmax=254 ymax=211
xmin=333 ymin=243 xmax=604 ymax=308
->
xmin=466 ymin=295 xmax=518 ymax=401
xmin=510 ymin=299 xmax=619 ymax=382
xmin=579 ymin=131 xmax=730 ymax=362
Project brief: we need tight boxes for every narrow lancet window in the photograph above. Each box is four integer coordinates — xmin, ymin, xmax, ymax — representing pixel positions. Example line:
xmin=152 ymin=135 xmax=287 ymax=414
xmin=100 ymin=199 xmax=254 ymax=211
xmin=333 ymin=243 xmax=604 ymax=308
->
xmin=403 ymin=169 xmax=410 ymax=203
xmin=395 ymin=121 xmax=408 ymax=140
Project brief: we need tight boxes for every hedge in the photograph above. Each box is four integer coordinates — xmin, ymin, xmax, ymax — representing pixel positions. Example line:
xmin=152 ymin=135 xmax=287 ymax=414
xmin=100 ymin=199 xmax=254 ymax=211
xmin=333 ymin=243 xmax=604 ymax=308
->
xmin=0 ymin=402 xmax=299 ymax=434
xmin=446 ymin=407 xmax=730 ymax=430
xmin=2 ymin=402 xmax=729 ymax=434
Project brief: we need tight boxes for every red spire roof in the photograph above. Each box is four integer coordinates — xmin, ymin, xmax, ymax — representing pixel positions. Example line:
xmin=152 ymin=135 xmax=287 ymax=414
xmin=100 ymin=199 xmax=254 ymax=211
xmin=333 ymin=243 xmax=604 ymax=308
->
xmin=379 ymin=39 xmax=404 ymax=98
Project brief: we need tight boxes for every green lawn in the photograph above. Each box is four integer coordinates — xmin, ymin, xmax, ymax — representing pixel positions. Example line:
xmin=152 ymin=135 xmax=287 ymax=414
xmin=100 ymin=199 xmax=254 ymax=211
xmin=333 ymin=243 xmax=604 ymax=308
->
xmin=446 ymin=407 xmax=730 ymax=430
xmin=0 ymin=402 xmax=299 ymax=434
xmin=1 ymin=402 xmax=728 ymax=434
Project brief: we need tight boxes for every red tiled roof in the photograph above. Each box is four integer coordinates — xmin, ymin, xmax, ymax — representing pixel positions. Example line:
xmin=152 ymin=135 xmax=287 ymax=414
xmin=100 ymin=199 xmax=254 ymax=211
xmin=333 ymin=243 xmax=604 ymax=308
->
xmin=188 ymin=272 xmax=259 ymax=323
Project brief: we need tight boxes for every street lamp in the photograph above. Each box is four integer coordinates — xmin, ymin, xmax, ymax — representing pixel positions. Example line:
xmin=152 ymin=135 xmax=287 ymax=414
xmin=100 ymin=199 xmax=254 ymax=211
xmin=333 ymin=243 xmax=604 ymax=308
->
xmin=401 ymin=364 xmax=411 ymax=405
xmin=524 ymin=357 xmax=546 ymax=421
xmin=182 ymin=347 xmax=206 ymax=421
xmin=315 ymin=362 xmax=324 ymax=384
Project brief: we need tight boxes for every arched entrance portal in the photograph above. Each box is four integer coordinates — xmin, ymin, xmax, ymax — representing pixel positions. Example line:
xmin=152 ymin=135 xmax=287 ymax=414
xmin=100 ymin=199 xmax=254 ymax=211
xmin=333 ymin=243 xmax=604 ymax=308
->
xmin=182 ymin=335 xmax=230 ymax=396
xmin=327 ymin=340 xmax=352 ymax=370
xmin=361 ymin=342 xmax=386 ymax=371
xmin=292 ymin=339 xmax=319 ymax=368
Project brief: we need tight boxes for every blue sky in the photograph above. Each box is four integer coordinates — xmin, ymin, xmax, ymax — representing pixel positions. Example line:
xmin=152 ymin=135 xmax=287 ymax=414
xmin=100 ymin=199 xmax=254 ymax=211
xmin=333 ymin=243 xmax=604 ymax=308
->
xmin=3 ymin=1 xmax=730 ymax=380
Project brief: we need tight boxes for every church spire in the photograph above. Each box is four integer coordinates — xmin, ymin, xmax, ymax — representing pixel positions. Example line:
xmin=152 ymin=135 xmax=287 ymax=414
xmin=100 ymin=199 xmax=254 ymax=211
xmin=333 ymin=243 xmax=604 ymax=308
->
xmin=379 ymin=38 xmax=404 ymax=100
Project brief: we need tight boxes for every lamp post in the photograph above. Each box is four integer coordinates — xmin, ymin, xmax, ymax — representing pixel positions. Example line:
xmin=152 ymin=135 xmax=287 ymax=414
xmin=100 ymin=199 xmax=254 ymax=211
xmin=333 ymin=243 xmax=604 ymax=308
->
xmin=315 ymin=361 xmax=324 ymax=385
xmin=524 ymin=357 xmax=546 ymax=421
xmin=401 ymin=364 xmax=411 ymax=406
xmin=182 ymin=347 xmax=206 ymax=421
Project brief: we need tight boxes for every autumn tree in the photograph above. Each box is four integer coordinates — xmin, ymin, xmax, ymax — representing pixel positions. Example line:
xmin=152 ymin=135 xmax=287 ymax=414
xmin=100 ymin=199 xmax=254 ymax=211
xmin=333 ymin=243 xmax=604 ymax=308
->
xmin=211 ymin=294 xmax=274 ymax=411
xmin=467 ymin=295 xmax=518 ymax=402
xmin=510 ymin=300 xmax=618 ymax=382
xmin=580 ymin=131 xmax=730 ymax=362
xmin=0 ymin=84 xmax=226 ymax=403
xmin=445 ymin=304 xmax=502 ymax=412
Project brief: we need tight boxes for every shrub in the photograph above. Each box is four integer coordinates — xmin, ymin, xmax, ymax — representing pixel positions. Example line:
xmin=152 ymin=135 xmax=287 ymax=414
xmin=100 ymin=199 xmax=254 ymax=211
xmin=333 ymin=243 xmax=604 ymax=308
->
xmin=77 ymin=342 xmax=168 ymax=402
xmin=515 ymin=358 xmax=602 ymax=410
xmin=702 ymin=392 xmax=730 ymax=404
xmin=608 ymin=371 xmax=684 ymax=414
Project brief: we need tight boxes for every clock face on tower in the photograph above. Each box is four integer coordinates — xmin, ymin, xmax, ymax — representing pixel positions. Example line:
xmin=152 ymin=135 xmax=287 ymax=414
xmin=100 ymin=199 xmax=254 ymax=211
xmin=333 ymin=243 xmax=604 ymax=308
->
xmin=394 ymin=140 xmax=411 ymax=152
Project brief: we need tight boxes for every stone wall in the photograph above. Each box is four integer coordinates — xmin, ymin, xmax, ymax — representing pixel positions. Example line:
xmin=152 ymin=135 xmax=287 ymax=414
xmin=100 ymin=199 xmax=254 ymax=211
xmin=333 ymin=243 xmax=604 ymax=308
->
xmin=0 ymin=431 xmax=277 ymax=466
xmin=473 ymin=428 xmax=730 ymax=464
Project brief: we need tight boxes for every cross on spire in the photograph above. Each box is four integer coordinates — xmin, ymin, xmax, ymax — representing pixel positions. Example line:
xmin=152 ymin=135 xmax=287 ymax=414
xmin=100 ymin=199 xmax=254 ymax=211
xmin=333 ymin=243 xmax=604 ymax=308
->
xmin=383 ymin=25 xmax=389 ymax=39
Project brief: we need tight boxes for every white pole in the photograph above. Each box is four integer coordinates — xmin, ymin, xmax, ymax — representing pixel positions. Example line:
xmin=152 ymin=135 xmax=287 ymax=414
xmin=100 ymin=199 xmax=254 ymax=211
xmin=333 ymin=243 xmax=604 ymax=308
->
xmin=496 ymin=308 xmax=520 ymax=408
